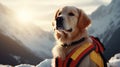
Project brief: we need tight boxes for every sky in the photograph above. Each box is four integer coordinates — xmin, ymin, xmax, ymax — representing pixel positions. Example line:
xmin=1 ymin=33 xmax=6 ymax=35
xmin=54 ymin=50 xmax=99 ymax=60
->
xmin=0 ymin=0 xmax=111 ymax=31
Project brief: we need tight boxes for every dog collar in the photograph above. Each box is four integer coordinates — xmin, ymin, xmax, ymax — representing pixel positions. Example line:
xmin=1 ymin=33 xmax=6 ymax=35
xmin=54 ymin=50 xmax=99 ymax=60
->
xmin=62 ymin=37 xmax=85 ymax=48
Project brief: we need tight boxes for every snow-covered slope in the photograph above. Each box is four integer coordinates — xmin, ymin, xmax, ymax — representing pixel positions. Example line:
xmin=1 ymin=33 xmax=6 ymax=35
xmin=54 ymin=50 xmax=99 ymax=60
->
xmin=89 ymin=0 xmax=120 ymax=44
xmin=3 ymin=53 xmax=120 ymax=67
xmin=89 ymin=0 xmax=120 ymax=60
xmin=0 ymin=59 xmax=51 ymax=67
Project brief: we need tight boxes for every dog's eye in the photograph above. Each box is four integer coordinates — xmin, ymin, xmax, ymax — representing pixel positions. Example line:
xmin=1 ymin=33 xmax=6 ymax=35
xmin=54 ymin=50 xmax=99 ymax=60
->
xmin=58 ymin=12 xmax=61 ymax=15
xmin=68 ymin=12 xmax=75 ymax=16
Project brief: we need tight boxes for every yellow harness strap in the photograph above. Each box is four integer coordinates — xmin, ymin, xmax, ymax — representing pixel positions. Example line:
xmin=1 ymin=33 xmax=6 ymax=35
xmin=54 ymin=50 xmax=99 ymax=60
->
xmin=90 ymin=51 xmax=104 ymax=67
xmin=71 ymin=43 xmax=90 ymax=60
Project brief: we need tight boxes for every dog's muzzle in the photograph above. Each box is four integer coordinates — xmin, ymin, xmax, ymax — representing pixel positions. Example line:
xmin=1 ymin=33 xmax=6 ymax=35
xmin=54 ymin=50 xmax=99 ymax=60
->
xmin=56 ymin=17 xmax=72 ymax=32
xmin=56 ymin=17 xmax=64 ymax=30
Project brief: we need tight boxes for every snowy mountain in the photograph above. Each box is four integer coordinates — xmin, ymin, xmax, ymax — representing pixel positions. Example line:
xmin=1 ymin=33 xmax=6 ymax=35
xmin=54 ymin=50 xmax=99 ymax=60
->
xmin=0 ymin=32 xmax=42 ymax=65
xmin=89 ymin=0 xmax=120 ymax=60
xmin=0 ymin=3 xmax=54 ymax=65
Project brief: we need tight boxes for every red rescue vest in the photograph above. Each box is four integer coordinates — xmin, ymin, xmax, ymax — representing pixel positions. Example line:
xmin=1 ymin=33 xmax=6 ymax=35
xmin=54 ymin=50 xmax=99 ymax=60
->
xmin=55 ymin=36 xmax=105 ymax=67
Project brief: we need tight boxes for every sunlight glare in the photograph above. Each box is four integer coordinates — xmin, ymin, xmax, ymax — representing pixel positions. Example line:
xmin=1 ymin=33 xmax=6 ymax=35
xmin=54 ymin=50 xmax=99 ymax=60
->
xmin=16 ymin=9 xmax=33 ymax=23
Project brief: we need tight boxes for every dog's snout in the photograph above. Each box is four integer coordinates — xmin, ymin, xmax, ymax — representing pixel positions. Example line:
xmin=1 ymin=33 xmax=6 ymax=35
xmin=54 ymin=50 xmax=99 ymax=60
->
xmin=56 ymin=17 xmax=64 ymax=23
xmin=56 ymin=17 xmax=64 ymax=28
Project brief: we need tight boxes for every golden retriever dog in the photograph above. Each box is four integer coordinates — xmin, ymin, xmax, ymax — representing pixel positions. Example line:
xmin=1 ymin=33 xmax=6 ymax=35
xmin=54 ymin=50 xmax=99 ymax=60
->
xmin=52 ymin=6 xmax=105 ymax=67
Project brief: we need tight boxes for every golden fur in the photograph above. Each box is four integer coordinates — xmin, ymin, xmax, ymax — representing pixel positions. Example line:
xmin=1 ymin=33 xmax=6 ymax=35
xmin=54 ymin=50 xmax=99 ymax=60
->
xmin=52 ymin=6 xmax=98 ymax=67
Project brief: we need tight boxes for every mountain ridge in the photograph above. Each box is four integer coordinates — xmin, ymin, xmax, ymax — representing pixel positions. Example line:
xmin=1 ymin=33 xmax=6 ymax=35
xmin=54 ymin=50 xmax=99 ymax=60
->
xmin=90 ymin=0 xmax=120 ymax=60
xmin=0 ymin=32 xmax=42 ymax=65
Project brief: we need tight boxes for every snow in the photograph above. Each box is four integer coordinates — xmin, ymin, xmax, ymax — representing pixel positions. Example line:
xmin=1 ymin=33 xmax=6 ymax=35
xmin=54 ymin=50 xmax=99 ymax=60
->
xmin=2 ymin=53 xmax=120 ymax=67
xmin=0 ymin=65 xmax=12 ymax=67
xmin=1 ymin=53 xmax=120 ymax=67
xmin=107 ymin=53 xmax=120 ymax=67
xmin=9 ymin=54 xmax=21 ymax=63
xmin=0 ymin=59 xmax=51 ymax=67
xmin=36 ymin=59 xmax=51 ymax=67
xmin=89 ymin=0 xmax=120 ymax=44
xmin=15 ymin=64 xmax=35 ymax=67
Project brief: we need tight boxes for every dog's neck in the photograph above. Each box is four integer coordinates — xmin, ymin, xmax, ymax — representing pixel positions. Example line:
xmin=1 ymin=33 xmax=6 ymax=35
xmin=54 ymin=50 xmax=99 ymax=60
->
xmin=61 ymin=37 xmax=85 ymax=48
xmin=56 ymin=29 xmax=89 ymax=45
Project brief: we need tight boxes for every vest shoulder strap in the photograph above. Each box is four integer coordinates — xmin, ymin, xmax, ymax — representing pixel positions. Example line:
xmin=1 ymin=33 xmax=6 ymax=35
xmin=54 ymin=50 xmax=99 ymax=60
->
xmin=90 ymin=51 xmax=104 ymax=67
xmin=90 ymin=36 xmax=105 ymax=53
xmin=90 ymin=36 xmax=107 ymax=67
xmin=69 ymin=43 xmax=95 ymax=67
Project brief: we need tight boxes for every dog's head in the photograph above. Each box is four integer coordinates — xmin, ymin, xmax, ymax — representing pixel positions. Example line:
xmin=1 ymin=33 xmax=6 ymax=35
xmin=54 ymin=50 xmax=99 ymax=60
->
xmin=52 ymin=6 xmax=91 ymax=40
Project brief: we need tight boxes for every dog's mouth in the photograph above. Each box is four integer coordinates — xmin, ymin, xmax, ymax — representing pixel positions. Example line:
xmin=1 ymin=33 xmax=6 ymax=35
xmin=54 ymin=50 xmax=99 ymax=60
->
xmin=56 ymin=26 xmax=72 ymax=32
xmin=66 ymin=28 xmax=72 ymax=32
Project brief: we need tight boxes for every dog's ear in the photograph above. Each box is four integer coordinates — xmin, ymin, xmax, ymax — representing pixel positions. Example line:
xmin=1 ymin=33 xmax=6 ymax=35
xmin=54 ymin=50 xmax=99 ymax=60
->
xmin=52 ymin=9 xmax=60 ymax=27
xmin=55 ymin=9 xmax=60 ymax=20
xmin=77 ymin=9 xmax=91 ymax=29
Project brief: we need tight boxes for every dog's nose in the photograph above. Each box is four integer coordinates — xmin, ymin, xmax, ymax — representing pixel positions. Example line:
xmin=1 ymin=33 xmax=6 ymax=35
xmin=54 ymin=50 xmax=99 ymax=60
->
xmin=56 ymin=17 xmax=64 ymax=28
xmin=56 ymin=17 xmax=64 ymax=23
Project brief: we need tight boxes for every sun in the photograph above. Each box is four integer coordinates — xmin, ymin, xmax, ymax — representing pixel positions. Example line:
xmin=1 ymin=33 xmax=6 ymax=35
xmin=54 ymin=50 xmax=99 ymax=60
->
xmin=15 ymin=9 xmax=33 ymax=23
